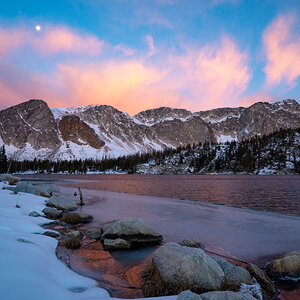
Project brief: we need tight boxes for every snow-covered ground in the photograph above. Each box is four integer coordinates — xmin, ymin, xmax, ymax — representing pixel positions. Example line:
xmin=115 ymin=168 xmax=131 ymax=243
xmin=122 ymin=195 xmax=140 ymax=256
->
xmin=0 ymin=182 xmax=111 ymax=299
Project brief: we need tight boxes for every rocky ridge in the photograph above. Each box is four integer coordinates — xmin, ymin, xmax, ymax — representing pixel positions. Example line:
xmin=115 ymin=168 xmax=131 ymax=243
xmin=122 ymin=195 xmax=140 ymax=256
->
xmin=0 ymin=99 xmax=299 ymax=160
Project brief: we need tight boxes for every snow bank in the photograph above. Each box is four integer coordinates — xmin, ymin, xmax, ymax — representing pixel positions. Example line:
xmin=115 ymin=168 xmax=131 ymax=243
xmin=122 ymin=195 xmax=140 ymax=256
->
xmin=0 ymin=182 xmax=110 ymax=300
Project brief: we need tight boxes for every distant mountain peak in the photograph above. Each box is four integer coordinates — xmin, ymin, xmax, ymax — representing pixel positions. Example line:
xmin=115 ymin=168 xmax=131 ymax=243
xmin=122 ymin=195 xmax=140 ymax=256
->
xmin=0 ymin=99 xmax=299 ymax=160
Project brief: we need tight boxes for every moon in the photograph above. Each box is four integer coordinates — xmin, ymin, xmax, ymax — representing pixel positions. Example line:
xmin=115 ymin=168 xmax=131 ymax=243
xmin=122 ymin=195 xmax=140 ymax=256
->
xmin=35 ymin=25 xmax=41 ymax=31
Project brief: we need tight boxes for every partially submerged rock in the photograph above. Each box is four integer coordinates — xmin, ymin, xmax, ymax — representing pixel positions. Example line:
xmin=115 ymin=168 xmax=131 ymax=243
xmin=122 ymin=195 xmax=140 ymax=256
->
xmin=42 ymin=207 xmax=62 ymax=219
xmin=179 ymin=239 xmax=204 ymax=249
xmin=62 ymin=212 xmax=93 ymax=225
xmin=0 ymin=174 xmax=20 ymax=185
xmin=266 ymin=250 xmax=300 ymax=279
xmin=46 ymin=196 xmax=77 ymax=211
xmin=85 ymin=228 xmax=102 ymax=240
xmin=153 ymin=242 xmax=225 ymax=292
xmin=247 ymin=263 xmax=276 ymax=295
xmin=103 ymin=238 xmax=131 ymax=250
xmin=213 ymin=257 xmax=253 ymax=290
xmin=101 ymin=218 xmax=162 ymax=248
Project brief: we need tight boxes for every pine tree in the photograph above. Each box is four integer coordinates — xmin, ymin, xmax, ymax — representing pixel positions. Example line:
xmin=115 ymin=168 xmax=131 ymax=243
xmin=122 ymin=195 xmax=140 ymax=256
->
xmin=0 ymin=145 xmax=8 ymax=173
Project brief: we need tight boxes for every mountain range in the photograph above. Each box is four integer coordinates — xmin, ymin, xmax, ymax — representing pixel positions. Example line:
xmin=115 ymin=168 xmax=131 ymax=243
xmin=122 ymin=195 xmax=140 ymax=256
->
xmin=0 ymin=99 xmax=299 ymax=160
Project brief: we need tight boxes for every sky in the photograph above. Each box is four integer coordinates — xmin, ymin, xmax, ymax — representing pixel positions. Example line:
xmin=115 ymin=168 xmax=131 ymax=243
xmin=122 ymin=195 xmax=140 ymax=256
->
xmin=0 ymin=0 xmax=300 ymax=115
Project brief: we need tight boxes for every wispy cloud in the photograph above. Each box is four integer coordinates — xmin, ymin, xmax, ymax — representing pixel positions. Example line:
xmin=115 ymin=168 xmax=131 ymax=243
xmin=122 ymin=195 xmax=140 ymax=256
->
xmin=263 ymin=14 xmax=300 ymax=88
xmin=0 ymin=25 xmax=104 ymax=56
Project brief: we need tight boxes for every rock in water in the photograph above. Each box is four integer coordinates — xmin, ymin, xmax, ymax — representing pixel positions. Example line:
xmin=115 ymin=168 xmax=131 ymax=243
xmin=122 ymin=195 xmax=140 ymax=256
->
xmin=213 ymin=257 xmax=253 ymax=290
xmin=179 ymin=239 xmax=204 ymax=249
xmin=153 ymin=242 xmax=225 ymax=291
xmin=103 ymin=238 xmax=131 ymax=250
xmin=101 ymin=218 xmax=162 ymax=246
xmin=247 ymin=263 xmax=276 ymax=295
xmin=46 ymin=196 xmax=77 ymax=211
xmin=42 ymin=207 xmax=62 ymax=219
xmin=266 ymin=250 xmax=300 ymax=279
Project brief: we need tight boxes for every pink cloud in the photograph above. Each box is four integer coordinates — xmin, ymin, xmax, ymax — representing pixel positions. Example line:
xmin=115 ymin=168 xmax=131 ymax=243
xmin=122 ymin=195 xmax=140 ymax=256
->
xmin=167 ymin=36 xmax=251 ymax=110
xmin=0 ymin=28 xmax=250 ymax=114
xmin=263 ymin=14 xmax=300 ymax=87
xmin=0 ymin=25 xmax=104 ymax=56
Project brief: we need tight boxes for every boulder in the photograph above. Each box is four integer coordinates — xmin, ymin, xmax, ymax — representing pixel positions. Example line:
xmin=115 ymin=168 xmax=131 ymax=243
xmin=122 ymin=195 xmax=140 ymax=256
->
xmin=103 ymin=238 xmax=131 ymax=250
xmin=213 ymin=257 xmax=253 ymax=289
xmin=199 ymin=291 xmax=255 ymax=300
xmin=177 ymin=290 xmax=202 ymax=300
xmin=85 ymin=228 xmax=102 ymax=240
xmin=42 ymin=207 xmax=62 ymax=219
xmin=77 ymin=212 xmax=93 ymax=223
xmin=43 ymin=231 xmax=60 ymax=238
xmin=0 ymin=174 xmax=20 ymax=185
xmin=266 ymin=250 xmax=300 ymax=279
xmin=7 ymin=182 xmax=52 ymax=197
xmin=46 ymin=196 xmax=77 ymax=211
xmin=101 ymin=218 xmax=162 ymax=246
xmin=62 ymin=212 xmax=93 ymax=224
xmin=179 ymin=239 xmax=204 ymax=249
xmin=102 ymin=221 xmax=116 ymax=233
xmin=28 ymin=211 xmax=41 ymax=217
xmin=247 ymin=263 xmax=276 ymax=295
xmin=153 ymin=242 xmax=225 ymax=292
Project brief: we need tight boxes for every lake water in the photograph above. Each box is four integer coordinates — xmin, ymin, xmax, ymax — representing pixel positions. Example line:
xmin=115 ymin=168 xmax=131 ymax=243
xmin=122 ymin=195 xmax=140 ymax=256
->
xmin=22 ymin=174 xmax=300 ymax=215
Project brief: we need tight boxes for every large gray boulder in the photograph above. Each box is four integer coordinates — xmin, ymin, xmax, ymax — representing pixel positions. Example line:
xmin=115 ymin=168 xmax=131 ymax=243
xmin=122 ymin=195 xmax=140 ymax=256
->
xmin=101 ymin=218 xmax=162 ymax=246
xmin=213 ymin=257 xmax=253 ymax=289
xmin=199 ymin=291 xmax=255 ymax=300
xmin=153 ymin=243 xmax=225 ymax=291
xmin=247 ymin=263 xmax=276 ymax=295
xmin=46 ymin=196 xmax=77 ymax=211
xmin=266 ymin=250 xmax=300 ymax=279
xmin=0 ymin=174 xmax=20 ymax=185
xmin=7 ymin=182 xmax=52 ymax=197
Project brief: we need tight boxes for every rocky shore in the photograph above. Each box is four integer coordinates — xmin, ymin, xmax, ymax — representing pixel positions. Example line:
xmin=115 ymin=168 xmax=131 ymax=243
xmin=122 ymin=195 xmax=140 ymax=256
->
xmin=1 ymin=174 xmax=300 ymax=300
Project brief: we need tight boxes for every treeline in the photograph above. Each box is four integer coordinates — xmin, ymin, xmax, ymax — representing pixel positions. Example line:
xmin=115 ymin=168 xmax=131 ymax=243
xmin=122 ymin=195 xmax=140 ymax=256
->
xmin=1 ymin=127 xmax=299 ymax=174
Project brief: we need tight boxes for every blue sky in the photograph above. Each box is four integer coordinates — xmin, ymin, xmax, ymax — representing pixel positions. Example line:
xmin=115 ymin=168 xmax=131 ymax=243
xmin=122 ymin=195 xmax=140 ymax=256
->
xmin=0 ymin=0 xmax=299 ymax=113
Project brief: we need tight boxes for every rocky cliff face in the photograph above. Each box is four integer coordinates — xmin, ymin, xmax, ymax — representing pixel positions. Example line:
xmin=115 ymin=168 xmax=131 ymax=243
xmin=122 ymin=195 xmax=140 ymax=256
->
xmin=0 ymin=99 xmax=299 ymax=160
xmin=0 ymin=100 xmax=61 ymax=151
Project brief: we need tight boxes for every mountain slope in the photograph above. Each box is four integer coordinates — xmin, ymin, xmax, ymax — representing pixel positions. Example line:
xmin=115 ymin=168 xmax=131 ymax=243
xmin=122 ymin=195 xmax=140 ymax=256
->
xmin=0 ymin=99 xmax=299 ymax=160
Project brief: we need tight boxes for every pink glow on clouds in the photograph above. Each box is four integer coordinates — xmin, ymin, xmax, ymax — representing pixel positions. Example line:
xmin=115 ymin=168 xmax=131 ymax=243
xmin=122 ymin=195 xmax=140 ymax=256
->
xmin=0 ymin=25 xmax=104 ymax=56
xmin=263 ymin=15 xmax=300 ymax=87
xmin=0 ymin=25 xmax=251 ymax=114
